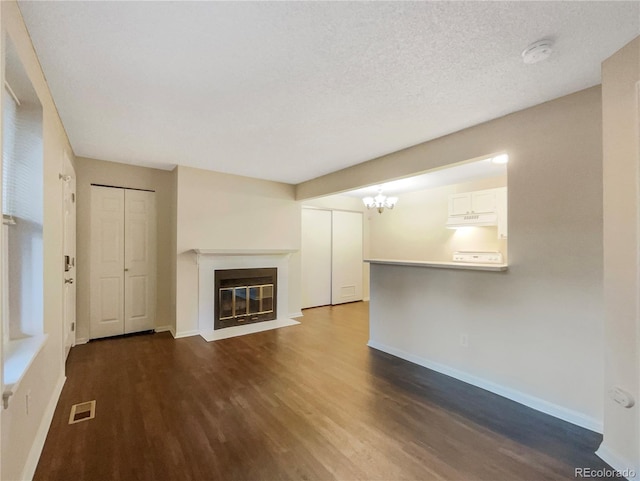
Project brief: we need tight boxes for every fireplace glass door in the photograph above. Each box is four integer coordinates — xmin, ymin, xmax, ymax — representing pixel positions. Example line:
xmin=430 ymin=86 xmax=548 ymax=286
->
xmin=219 ymin=284 xmax=274 ymax=321
xmin=214 ymin=267 xmax=277 ymax=329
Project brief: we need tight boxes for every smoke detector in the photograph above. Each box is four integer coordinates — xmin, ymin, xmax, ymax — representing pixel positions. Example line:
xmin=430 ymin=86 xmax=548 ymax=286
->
xmin=522 ymin=39 xmax=554 ymax=64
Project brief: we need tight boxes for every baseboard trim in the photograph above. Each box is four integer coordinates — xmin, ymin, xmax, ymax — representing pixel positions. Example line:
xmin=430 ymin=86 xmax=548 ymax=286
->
xmin=200 ymin=318 xmax=300 ymax=342
xmin=596 ymin=443 xmax=639 ymax=479
xmin=74 ymin=338 xmax=89 ymax=345
xmin=21 ymin=374 xmax=66 ymax=481
xmin=367 ymin=339 xmax=603 ymax=433
xmin=155 ymin=326 xmax=177 ymax=338
xmin=289 ymin=311 xmax=303 ymax=319
xmin=174 ymin=329 xmax=200 ymax=339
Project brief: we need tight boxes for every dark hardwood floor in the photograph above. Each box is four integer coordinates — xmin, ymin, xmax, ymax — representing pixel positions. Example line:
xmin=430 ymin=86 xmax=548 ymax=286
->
xmin=35 ymin=302 xmax=613 ymax=481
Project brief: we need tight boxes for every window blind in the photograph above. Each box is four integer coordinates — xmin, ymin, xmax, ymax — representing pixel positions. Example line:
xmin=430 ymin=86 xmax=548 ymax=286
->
xmin=2 ymin=86 xmax=43 ymax=224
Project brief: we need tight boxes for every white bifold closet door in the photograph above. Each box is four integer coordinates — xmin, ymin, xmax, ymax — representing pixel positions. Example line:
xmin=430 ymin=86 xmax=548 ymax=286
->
xmin=301 ymin=208 xmax=332 ymax=309
xmin=301 ymin=208 xmax=363 ymax=309
xmin=90 ymin=186 xmax=156 ymax=339
xmin=331 ymin=210 xmax=363 ymax=305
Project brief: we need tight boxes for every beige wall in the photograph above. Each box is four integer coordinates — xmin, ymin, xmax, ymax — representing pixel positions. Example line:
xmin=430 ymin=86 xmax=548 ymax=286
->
xmin=176 ymin=166 xmax=300 ymax=336
xmin=301 ymin=87 xmax=604 ymax=431
xmin=1 ymin=2 xmax=76 ymax=479
xmin=600 ymin=36 xmax=640 ymax=473
xmin=74 ymin=157 xmax=176 ymax=341
xmin=368 ymin=176 xmax=507 ymax=263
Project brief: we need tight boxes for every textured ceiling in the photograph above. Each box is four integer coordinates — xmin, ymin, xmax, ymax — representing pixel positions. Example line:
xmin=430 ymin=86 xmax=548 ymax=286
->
xmin=18 ymin=1 xmax=640 ymax=184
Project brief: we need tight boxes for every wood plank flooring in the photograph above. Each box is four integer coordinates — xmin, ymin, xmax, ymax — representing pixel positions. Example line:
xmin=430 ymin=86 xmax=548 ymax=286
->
xmin=35 ymin=302 xmax=613 ymax=480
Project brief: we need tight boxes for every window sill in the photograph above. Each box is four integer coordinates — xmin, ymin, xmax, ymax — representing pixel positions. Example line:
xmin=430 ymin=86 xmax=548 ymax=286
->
xmin=3 ymin=334 xmax=47 ymax=409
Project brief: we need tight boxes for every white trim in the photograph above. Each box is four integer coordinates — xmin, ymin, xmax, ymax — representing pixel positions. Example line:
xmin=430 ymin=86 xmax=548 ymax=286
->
xmin=4 ymin=80 xmax=21 ymax=107
xmin=596 ymin=443 xmax=638 ymax=479
xmin=174 ymin=329 xmax=200 ymax=339
xmin=155 ymin=325 xmax=177 ymax=338
xmin=196 ymin=252 xmax=292 ymax=334
xmin=3 ymin=334 xmax=48 ymax=396
xmin=20 ymin=374 xmax=66 ymax=481
xmin=200 ymin=318 xmax=300 ymax=342
xmin=363 ymin=297 xmax=370 ymax=302
xmin=74 ymin=338 xmax=89 ymax=345
xmin=367 ymin=339 xmax=603 ymax=433
xmin=301 ymin=205 xmax=364 ymax=215
xmin=288 ymin=311 xmax=303 ymax=319
xmin=193 ymin=248 xmax=297 ymax=257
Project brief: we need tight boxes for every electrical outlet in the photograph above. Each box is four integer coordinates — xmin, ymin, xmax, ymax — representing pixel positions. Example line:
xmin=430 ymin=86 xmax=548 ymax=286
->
xmin=610 ymin=387 xmax=635 ymax=408
xmin=460 ymin=333 xmax=469 ymax=348
xmin=25 ymin=390 xmax=31 ymax=415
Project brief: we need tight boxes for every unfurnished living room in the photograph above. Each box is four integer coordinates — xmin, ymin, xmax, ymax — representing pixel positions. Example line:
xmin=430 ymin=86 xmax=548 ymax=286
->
xmin=1 ymin=1 xmax=639 ymax=480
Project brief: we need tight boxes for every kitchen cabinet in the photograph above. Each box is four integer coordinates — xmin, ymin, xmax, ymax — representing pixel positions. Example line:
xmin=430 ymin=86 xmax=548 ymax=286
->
xmin=448 ymin=190 xmax=497 ymax=215
xmin=448 ymin=187 xmax=507 ymax=238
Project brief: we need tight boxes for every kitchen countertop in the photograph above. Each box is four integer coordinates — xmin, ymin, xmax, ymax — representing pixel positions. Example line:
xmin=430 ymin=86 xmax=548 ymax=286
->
xmin=364 ymin=258 xmax=508 ymax=272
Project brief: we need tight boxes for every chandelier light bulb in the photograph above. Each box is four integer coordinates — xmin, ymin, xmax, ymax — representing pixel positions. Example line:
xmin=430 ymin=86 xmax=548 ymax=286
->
xmin=362 ymin=189 xmax=398 ymax=214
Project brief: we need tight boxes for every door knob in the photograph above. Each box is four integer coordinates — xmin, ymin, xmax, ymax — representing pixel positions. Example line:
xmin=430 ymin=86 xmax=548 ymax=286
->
xmin=65 ymin=278 xmax=74 ymax=284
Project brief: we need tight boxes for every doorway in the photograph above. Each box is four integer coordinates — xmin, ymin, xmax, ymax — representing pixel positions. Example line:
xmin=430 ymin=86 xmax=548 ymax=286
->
xmin=89 ymin=185 xmax=156 ymax=339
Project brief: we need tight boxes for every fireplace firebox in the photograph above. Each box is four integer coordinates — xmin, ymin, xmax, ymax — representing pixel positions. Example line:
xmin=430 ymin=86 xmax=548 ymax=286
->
xmin=214 ymin=268 xmax=277 ymax=329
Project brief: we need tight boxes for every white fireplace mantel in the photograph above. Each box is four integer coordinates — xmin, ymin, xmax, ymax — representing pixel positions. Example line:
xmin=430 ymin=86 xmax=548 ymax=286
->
xmin=192 ymin=248 xmax=298 ymax=264
xmin=195 ymin=248 xmax=300 ymax=342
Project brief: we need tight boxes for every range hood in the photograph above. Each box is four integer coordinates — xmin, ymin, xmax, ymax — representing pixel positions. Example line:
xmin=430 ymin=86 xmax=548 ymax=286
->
xmin=446 ymin=213 xmax=498 ymax=228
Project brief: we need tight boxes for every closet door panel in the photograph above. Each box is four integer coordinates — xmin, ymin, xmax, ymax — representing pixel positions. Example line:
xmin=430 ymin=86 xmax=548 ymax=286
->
xmin=90 ymin=186 xmax=125 ymax=339
xmin=301 ymin=208 xmax=332 ymax=309
xmin=124 ymin=189 xmax=156 ymax=334
xmin=331 ymin=211 xmax=363 ymax=305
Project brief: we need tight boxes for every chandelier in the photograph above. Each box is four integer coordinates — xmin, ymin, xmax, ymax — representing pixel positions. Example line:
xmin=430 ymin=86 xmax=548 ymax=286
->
xmin=362 ymin=189 xmax=398 ymax=214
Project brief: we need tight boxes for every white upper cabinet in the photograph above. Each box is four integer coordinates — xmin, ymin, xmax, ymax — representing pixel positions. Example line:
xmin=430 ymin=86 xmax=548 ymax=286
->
xmin=448 ymin=187 xmax=507 ymax=238
xmin=449 ymin=193 xmax=473 ymax=215
xmin=470 ymin=190 xmax=497 ymax=213
xmin=449 ymin=189 xmax=499 ymax=215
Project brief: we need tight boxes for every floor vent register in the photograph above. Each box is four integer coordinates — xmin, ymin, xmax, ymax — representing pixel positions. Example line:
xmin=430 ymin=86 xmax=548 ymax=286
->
xmin=68 ymin=400 xmax=96 ymax=424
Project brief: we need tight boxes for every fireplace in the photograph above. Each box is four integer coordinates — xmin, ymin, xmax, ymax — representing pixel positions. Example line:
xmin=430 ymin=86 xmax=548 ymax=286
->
xmin=214 ymin=267 xmax=277 ymax=329
xmin=194 ymin=249 xmax=298 ymax=341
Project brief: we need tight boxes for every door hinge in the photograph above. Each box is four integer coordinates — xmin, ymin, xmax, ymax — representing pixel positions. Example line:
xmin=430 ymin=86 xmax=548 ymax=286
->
xmin=71 ymin=322 xmax=75 ymax=332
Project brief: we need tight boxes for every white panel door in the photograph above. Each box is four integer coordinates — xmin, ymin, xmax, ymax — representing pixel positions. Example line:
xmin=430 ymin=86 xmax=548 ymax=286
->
xmin=62 ymin=153 xmax=76 ymax=358
xmin=124 ymin=189 xmax=156 ymax=334
xmin=331 ymin=211 xmax=363 ymax=305
xmin=301 ymin=208 xmax=332 ymax=309
xmin=90 ymin=186 xmax=125 ymax=339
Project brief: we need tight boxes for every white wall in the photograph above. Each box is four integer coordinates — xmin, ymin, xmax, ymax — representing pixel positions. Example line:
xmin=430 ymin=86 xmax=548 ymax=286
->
xmin=1 ymin=2 xmax=74 ymax=479
xmin=600 ymin=36 xmax=640 ymax=474
xmin=298 ymin=87 xmax=604 ymax=431
xmin=175 ymin=166 xmax=300 ymax=336
xmin=74 ymin=156 xmax=176 ymax=340
xmin=368 ymin=176 xmax=507 ymax=263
